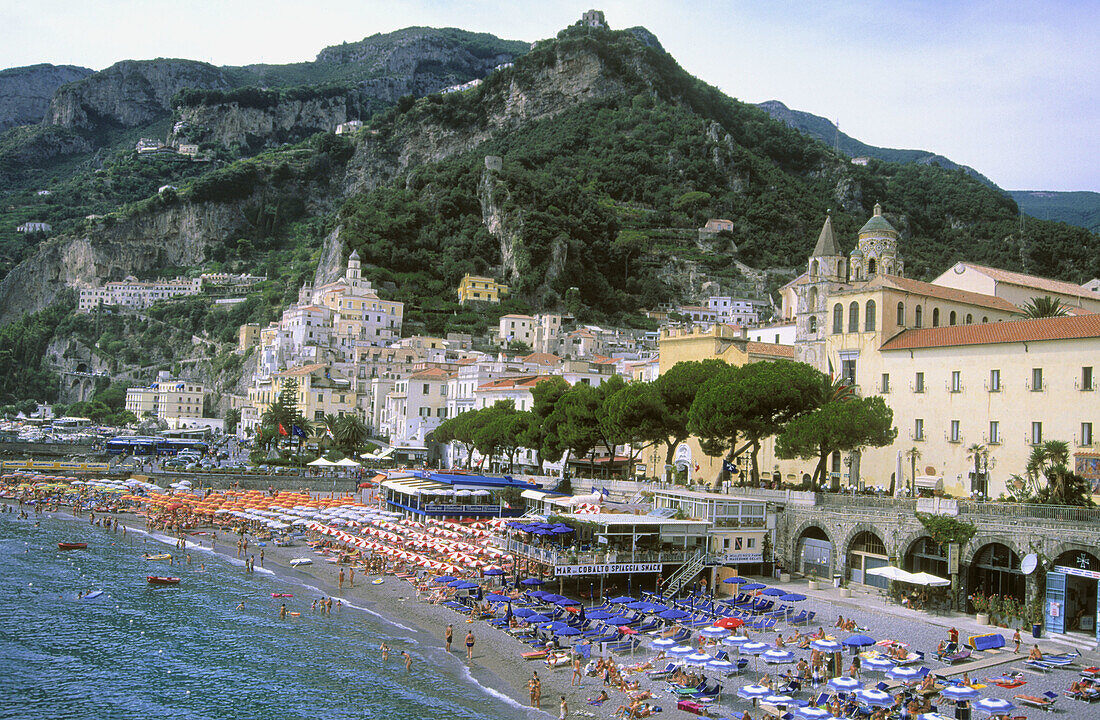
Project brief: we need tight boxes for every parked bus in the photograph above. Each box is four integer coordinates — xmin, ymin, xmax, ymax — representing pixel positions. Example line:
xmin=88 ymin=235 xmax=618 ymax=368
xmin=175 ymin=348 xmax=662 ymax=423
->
xmin=105 ymin=436 xmax=208 ymax=456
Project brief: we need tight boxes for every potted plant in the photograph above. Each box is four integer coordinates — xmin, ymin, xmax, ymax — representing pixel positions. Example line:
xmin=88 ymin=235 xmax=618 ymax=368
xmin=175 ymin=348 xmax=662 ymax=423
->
xmin=807 ymin=571 xmax=820 ymax=591
xmin=1028 ymin=596 xmax=1044 ymax=638
xmin=838 ymin=575 xmax=852 ymax=598
xmin=970 ymin=592 xmax=990 ymax=625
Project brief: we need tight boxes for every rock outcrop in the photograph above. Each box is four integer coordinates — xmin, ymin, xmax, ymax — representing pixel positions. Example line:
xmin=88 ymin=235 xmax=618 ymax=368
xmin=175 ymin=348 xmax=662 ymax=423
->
xmin=0 ymin=64 xmax=92 ymax=131
xmin=173 ymin=95 xmax=348 ymax=149
xmin=45 ymin=59 xmax=231 ymax=130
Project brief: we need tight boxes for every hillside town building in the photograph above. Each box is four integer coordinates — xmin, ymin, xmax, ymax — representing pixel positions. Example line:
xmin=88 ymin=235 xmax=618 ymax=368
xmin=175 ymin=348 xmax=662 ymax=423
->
xmin=125 ymin=373 xmax=207 ymax=421
xmin=457 ymin=274 xmax=508 ymax=304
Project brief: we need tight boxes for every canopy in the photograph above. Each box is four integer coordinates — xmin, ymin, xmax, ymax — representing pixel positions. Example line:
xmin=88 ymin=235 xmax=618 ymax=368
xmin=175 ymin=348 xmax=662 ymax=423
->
xmin=866 ymin=566 xmax=916 ymax=582
xmin=307 ymin=458 xmax=337 ymax=466
xmin=907 ymin=571 xmax=951 ymax=587
xmin=334 ymin=458 xmax=361 ymax=467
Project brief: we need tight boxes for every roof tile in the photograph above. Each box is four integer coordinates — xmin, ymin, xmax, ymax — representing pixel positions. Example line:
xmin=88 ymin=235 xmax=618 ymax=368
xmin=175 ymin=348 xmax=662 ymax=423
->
xmin=880 ymin=314 xmax=1100 ymax=351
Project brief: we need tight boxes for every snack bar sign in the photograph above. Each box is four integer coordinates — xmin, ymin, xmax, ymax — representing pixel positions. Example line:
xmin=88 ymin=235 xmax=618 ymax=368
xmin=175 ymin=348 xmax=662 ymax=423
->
xmin=554 ymin=562 xmax=662 ymax=577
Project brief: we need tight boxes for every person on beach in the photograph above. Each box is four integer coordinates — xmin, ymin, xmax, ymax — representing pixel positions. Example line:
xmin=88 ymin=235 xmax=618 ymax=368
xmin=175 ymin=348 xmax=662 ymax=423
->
xmin=312 ymin=600 xmax=318 ymax=612
xmin=260 ymin=548 xmax=264 ymax=568
xmin=559 ymin=696 xmax=567 ymax=720
xmin=348 ymin=567 xmax=353 ymax=586
xmin=326 ymin=597 xmax=333 ymax=614
xmin=236 ymin=601 xmax=245 ymax=610
xmin=572 ymin=655 xmax=582 ymax=686
xmin=279 ymin=604 xmax=287 ymax=619
xmin=339 ymin=568 xmax=344 ymax=589
xmin=1028 ymin=645 xmax=1043 ymax=661
xmin=1012 ymin=627 xmax=1021 ymax=653
xmin=465 ymin=630 xmax=475 ymax=659
xmin=402 ymin=651 xmax=412 ymax=671
xmin=445 ymin=624 xmax=453 ymax=652
xmin=380 ymin=642 xmax=389 ymax=661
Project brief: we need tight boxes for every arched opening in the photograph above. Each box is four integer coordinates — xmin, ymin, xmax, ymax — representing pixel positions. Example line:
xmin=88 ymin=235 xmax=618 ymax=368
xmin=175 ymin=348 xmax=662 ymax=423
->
xmin=832 ymin=304 xmax=843 ymax=334
xmin=915 ymin=306 xmax=923 ymax=328
xmin=848 ymin=530 xmax=890 ymax=588
xmin=808 ymin=316 xmax=818 ymax=333
xmin=808 ymin=286 xmax=819 ymax=310
xmin=864 ymin=300 xmax=876 ymax=332
xmin=1052 ymin=549 xmax=1100 ymax=634
xmin=76 ymin=362 xmax=89 ymax=373
xmin=867 ymin=258 xmax=877 ymax=275
xmin=949 ymin=310 xmax=957 ymax=326
xmin=848 ymin=302 xmax=859 ymax=333
xmin=967 ymin=543 xmax=1024 ymax=608
xmin=838 ymin=259 xmax=846 ymax=279
xmin=904 ymin=536 xmax=948 ymax=578
xmin=810 ymin=259 xmax=819 ymax=278
xmin=932 ymin=308 xmax=940 ymax=327
xmin=797 ymin=526 xmax=832 ymax=578
xmin=982 ymin=316 xmax=988 ymax=323
xmin=896 ymin=302 xmax=905 ymax=327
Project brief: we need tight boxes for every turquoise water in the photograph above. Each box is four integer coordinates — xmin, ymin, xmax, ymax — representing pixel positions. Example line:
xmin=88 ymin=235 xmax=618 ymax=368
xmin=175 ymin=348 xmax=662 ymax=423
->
xmin=0 ymin=510 xmax=534 ymax=720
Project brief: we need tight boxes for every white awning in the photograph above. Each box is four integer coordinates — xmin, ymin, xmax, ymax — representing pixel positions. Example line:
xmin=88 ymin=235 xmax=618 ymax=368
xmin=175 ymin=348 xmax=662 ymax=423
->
xmin=907 ymin=571 xmax=951 ymax=587
xmin=914 ymin=475 xmax=943 ymax=492
xmin=866 ymin=566 xmax=916 ymax=582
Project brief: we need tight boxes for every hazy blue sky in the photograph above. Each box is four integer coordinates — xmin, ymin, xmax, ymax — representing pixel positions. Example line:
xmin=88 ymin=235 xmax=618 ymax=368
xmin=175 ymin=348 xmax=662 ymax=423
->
xmin=3 ymin=0 xmax=1096 ymax=191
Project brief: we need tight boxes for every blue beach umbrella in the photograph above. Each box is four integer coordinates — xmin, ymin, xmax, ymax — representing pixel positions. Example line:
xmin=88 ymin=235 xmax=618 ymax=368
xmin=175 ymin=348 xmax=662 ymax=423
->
xmin=433 ymin=575 xmax=457 ymax=583
xmin=659 ymin=608 xmax=690 ymax=620
xmin=553 ymin=626 xmax=581 ymax=637
xmin=520 ymin=578 xmax=544 ymax=586
xmin=705 ymin=658 xmax=734 ymax=673
xmin=762 ymin=649 xmax=796 ymax=664
xmin=525 ymin=614 xmax=552 ymax=624
xmin=737 ymin=684 xmax=771 ymax=701
xmin=550 ymin=524 xmax=574 ymax=534
xmin=586 ymin=610 xmax=618 ymax=620
xmin=722 ymin=634 xmax=751 ymax=649
xmin=862 ymin=655 xmax=895 ymax=672
xmin=941 ymin=685 xmax=981 ymax=703
xmin=454 ymin=581 xmax=479 ymax=590
xmin=686 ymin=651 xmax=712 ymax=666
xmin=853 ymin=688 xmax=894 ymax=708
xmin=827 ymin=676 xmax=862 ymax=693
xmin=626 ymin=601 xmax=656 ymax=610
xmin=723 ymin=576 xmax=748 ymax=584
xmin=842 ymin=634 xmax=875 ymax=648
xmin=486 ymin=593 xmax=510 ymax=602
xmin=742 ymin=583 xmax=767 ymax=591
xmin=810 ymin=639 xmax=843 ymax=653
xmin=512 ymin=607 xmax=537 ymax=618
xmin=552 ymin=596 xmax=579 ymax=606
xmin=795 ymin=707 xmax=836 ymax=720
xmin=974 ymin=698 xmax=1015 ymax=714
xmin=544 ymin=621 xmax=572 ymax=631
xmin=610 ymin=595 xmax=635 ymax=604
xmin=886 ymin=665 xmax=928 ymax=683
xmin=761 ymin=587 xmax=785 ymax=597
xmin=527 ymin=589 xmax=549 ymax=599
xmin=762 ymin=694 xmax=794 ymax=707
xmin=780 ymin=593 xmax=807 ymax=602
xmin=483 ymin=567 xmax=505 ymax=576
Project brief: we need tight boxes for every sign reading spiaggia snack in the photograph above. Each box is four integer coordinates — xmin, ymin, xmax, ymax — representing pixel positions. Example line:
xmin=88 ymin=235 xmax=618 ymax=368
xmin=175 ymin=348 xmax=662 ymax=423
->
xmin=554 ymin=562 xmax=662 ymax=577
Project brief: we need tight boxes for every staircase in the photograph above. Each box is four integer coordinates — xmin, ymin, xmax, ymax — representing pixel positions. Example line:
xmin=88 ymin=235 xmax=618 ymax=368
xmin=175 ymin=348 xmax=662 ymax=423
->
xmin=662 ymin=549 xmax=707 ymax=598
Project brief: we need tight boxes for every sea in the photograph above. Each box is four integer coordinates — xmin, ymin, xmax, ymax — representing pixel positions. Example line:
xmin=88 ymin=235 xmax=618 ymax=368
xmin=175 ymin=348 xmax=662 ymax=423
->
xmin=0 ymin=510 xmax=537 ymax=720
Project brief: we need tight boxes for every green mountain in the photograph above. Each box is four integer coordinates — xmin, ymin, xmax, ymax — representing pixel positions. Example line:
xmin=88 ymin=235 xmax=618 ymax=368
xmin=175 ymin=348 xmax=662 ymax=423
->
xmin=0 ymin=22 xmax=1097 ymax=408
xmin=1010 ymin=190 xmax=1100 ymax=234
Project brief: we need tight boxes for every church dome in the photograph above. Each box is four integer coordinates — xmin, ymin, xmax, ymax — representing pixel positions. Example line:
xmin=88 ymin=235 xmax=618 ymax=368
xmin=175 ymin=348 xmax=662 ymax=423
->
xmin=858 ymin=202 xmax=898 ymax=236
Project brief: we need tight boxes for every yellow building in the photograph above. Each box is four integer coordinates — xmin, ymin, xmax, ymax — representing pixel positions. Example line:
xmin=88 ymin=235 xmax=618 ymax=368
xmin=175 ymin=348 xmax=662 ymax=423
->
xmin=457 ymin=274 xmax=508 ymax=304
xmin=126 ymin=376 xmax=206 ymax=420
xmin=655 ymin=324 xmax=796 ymax=483
xmin=247 ymin=363 xmax=357 ymax=423
xmin=238 ymin=323 xmax=261 ymax=352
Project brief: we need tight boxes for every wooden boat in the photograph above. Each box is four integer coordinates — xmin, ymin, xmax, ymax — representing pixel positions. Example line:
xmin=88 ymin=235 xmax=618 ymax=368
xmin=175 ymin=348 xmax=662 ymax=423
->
xmin=58 ymin=542 xmax=87 ymax=550
xmin=82 ymin=590 xmax=104 ymax=600
xmin=144 ymin=553 xmax=172 ymax=561
xmin=147 ymin=576 xmax=180 ymax=585
xmin=289 ymin=558 xmax=312 ymax=567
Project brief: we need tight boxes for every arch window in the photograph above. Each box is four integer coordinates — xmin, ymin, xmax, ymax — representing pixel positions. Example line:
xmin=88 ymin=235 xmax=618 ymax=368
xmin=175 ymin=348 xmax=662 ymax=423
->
xmin=867 ymin=258 xmax=877 ymax=275
xmin=932 ymin=308 xmax=940 ymax=327
xmin=965 ymin=313 xmax=973 ymax=324
xmin=982 ymin=316 xmax=988 ymax=323
xmin=896 ymin=302 xmax=905 ymax=326
xmin=798 ymin=526 xmax=832 ymax=578
xmin=810 ymin=260 xmax=819 ymax=278
xmin=808 ymin=287 xmax=819 ymax=310
xmin=915 ymin=306 xmax=923 ymax=328
xmin=808 ymin=316 xmax=818 ymax=333
xmin=949 ymin=310 xmax=957 ymax=326
xmin=832 ymin=304 xmax=843 ymax=334
xmin=864 ymin=300 xmax=876 ymax=331
xmin=968 ymin=543 xmax=1024 ymax=606
xmin=848 ymin=302 xmax=859 ymax=333
xmin=848 ymin=531 xmax=889 ymax=588
xmin=905 ymin=537 xmax=948 ymax=577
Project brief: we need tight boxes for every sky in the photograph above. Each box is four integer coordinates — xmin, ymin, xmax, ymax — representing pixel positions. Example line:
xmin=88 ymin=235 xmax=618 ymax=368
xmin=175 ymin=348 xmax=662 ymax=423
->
xmin=2 ymin=0 xmax=1097 ymax=192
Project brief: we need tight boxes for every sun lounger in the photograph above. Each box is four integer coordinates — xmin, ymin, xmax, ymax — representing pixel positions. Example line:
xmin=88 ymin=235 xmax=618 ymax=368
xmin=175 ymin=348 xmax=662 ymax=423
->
xmin=934 ymin=642 xmax=971 ymax=664
xmin=647 ymin=662 xmax=677 ymax=679
xmin=1025 ymin=659 xmax=1058 ymax=672
xmin=1041 ymin=650 xmax=1079 ymax=666
xmin=688 ymin=683 xmax=722 ymax=700
xmin=670 ymin=680 xmax=708 ymax=696
xmin=1014 ymin=691 xmax=1057 ymax=711
xmin=967 ymin=633 xmax=1006 ymax=651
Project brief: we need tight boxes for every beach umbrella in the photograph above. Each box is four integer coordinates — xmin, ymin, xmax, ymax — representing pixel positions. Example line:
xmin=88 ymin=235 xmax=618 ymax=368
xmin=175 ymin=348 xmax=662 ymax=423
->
xmin=705 ymin=658 xmax=734 ymax=673
xmin=667 ymin=645 xmax=694 ymax=657
xmin=723 ymin=576 xmax=748 ymax=584
xmin=525 ymin=614 xmax=552 ymax=624
xmin=550 ymin=524 xmax=574 ymax=534
xmin=795 ymin=707 xmax=836 ymax=719
xmin=610 ymin=595 xmax=635 ymax=604
xmin=842 ymin=634 xmax=876 ymax=648
xmin=853 ymin=688 xmax=894 ymax=708
xmin=699 ymin=626 xmax=730 ymax=639
xmin=433 ymin=575 xmax=457 ymax=584
xmin=544 ymin=621 xmax=572 ymax=632
xmin=762 ymin=649 xmax=796 ymax=664
xmin=659 ymin=608 xmax=690 ymax=620
xmin=486 ymin=593 xmax=510 ymax=603
xmin=541 ymin=593 xmax=566 ymax=604
xmin=810 ymin=639 xmax=844 ymax=653
xmin=722 ymin=634 xmax=751 ymax=648
xmin=626 ymin=601 xmax=659 ymax=611
xmin=741 ymin=641 xmax=772 ymax=655
xmin=527 ymin=590 xmax=549 ymax=599
xmin=742 ymin=583 xmax=767 ymax=591
xmin=737 ymin=684 xmax=771 ymax=701
xmin=651 ymin=637 xmax=678 ymax=649
xmin=974 ymin=698 xmax=1015 ymax=715
xmin=862 ymin=655 xmax=895 ymax=673
xmin=941 ymin=685 xmax=980 ymax=703
xmin=886 ymin=665 xmax=928 ymax=683
xmin=685 ymin=652 xmax=712 ymax=666
xmin=779 ymin=593 xmax=807 ymax=603
xmin=587 ymin=610 xmax=618 ymax=620
xmin=483 ymin=567 xmax=505 ymax=576
xmin=554 ymin=626 xmax=581 ymax=637
xmin=761 ymin=587 xmax=785 ymax=597
xmin=553 ymin=597 xmax=580 ymax=607
xmin=763 ymin=694 xmax=794 ymax=707
xmin=827 ymin=676 xmax=862 ymax=692
xmin=446 ymin=579 xmax=467 ymax=587
xmin=601 ymin=615 xmax=631 ymax=625
xmin=454 ymin=581 xmax=479 ymax=590
xmin=512 ymin=607 xmax=538 ymax=618
xmin=519 ymin=578 xmax=544 ymax=586
xmin=714 ymin=617 xmax=744 ymax=629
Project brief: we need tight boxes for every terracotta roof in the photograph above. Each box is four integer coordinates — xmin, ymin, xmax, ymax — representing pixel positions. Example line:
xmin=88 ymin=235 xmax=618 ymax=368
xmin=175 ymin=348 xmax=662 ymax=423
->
xmin=409 ymin=368 xmax=453 ymax=380
xmin=521 ymin=352 xmax=561 ymax=366
xmin=500 ymin=314 xmax=535 ymax=320
xmin=838 ymin=275 xmax=1018 ymax=313
xmin=953 ymin=263 xmax=1100 ymax=302
xmin=746 ymin=342 xmax=796 ymax=358
xmin=476 ymin=375 xmax=561 ymax=391
xmin=879 ymin=314 xmax=1100 ymax=351
xmin=277 ymin=363 xmax=328 ymax=377
xmin=779 ymin=272 xmax=810 ymax=291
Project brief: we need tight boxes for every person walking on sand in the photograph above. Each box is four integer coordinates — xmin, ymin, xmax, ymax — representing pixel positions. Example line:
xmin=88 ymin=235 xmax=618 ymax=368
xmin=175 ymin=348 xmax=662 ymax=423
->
xmin=445 ymin=624 xmax=453 ymax=652
xmin=260 ymin=548 xmax=264 ymax=568
xmin=533 ymin=671 xmax=542 ymax=708
xmin=465 ymin=630 xmax=475 ymax=659
xmin=339 ymin=568 xmax=345 ymax=589
xmin=572 ymin=655 xmax=582 ymax=686
xmin=559 ymin=696 xmax=567 ymax=720
xmin=1013 ymin=628 xmax=1021 ymax=653
xmin=402 ymin=650 xmax=412 ymax=671
xmin=348 ymin=567 xmax=353 ymax=586
xmin=528 ymin=673 xmax=539 ymax=707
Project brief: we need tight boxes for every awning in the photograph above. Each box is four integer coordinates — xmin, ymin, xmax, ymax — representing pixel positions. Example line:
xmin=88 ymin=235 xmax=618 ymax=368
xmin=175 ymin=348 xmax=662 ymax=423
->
xmin=866 ymin=566 xmax=916 ymax=582
xmin=307 ymin=458 xmax=336 ymax=466
xmin=906 ymin=571 xmax=951 ymax=587
xmin=914 ymin=475 xmax=943 ymax=492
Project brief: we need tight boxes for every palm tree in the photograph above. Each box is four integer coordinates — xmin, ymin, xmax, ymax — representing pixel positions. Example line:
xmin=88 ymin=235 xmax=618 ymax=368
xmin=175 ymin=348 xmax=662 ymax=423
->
xmin=1018 ymin=296 xmax=1069 ymax=319
xmin=335 ymin=414 xmax=369 ymax=457
xmin=905 ymin=446 xmax=921 ymax=495
xmin=966 ymin=443 xmax=988 ymax=494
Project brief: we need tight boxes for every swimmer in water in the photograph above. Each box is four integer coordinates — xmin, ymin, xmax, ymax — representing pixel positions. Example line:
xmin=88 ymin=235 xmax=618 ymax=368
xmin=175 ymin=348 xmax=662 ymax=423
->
xmin=237 ymin=601 xmax=245 ymax=610
xmin=402 ymin=651 xmax=412 ymax=671
xmin=380 ymin=642 xmax=389 ymax=661
xmin=279 ymin=604 xmax=287 ymax=619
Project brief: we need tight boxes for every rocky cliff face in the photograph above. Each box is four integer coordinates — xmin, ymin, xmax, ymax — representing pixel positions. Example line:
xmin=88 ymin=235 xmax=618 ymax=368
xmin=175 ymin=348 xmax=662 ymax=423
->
xmin=316 ymin=28 xmax=517 ymax=83
xmin=0 ymin=64 xmax=92 ymax=131
xmin=45 ymin=59 xmax=231 ymax=130
xmin=173 ymin=95 xmax=348 ymax=149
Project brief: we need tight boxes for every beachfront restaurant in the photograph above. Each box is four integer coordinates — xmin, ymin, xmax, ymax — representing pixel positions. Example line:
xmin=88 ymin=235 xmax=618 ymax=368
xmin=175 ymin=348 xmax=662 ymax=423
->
xmin=380 ymin=471 xmax=535 ymax=521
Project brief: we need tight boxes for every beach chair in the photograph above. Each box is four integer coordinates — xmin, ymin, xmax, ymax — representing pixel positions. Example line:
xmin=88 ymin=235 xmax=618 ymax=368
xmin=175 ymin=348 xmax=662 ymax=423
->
xmin=636 ymin=618 xmax=660 ymax=633
xmin=1041 ymin=650 xmax=1079 ymax=666
xmin=1014 ymin=691 xmax=1058 ymax=711
xmin=1025 ymin=659 xmax=1056 ymax=672
xmin=787 ymin=611 xmax=809 ymax=625
xmin=575 ymin=642 xmax=593 ymax=660
xmin=647 ymin=662 xmax=677 ymax=679
xmin=671 ymin=680 xmax=709 ymax=696
xmin=777 ymin=678 xmax=802 ymax=695
xmin=689 ymin=683 xmax=722 ymax=700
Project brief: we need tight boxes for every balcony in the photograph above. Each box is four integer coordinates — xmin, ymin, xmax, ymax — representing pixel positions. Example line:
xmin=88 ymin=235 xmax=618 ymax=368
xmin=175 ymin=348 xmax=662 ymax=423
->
xmin=502 ymin=538 xmax=701 ymax=567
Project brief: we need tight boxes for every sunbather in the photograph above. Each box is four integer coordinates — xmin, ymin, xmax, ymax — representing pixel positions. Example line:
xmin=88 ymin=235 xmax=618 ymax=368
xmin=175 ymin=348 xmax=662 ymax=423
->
xmin=1028 ymin=645 xmax=1043 ymax=661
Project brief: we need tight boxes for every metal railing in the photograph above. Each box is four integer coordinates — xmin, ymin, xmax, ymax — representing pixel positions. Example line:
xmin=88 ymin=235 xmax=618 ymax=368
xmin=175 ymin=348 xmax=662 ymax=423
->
xmin=661 ymin=550 xmax=707 ymax=597
xmin=503 ymin=538 xmax=700 ymax=567
xmin=958 ymin=500 xmax=1100 ymax=524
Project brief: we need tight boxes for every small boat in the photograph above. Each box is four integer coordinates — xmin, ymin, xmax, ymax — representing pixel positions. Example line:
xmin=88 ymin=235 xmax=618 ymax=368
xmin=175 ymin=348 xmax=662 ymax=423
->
xmin=371 ymin=578 xmax=385 ymax=585
xmin=289 ymin=558 xmax=312 ymax=567
xmin=147 ymin=576 xmax=180 ymax=585
xmin=58 ymin=542 xmax=87 ymax=550
xmin=82 ymin=590 xmax=105 ymax=600
xmin=272 ymin=593 xmax=294 ymax=598
xmin=144 ymin=553 xmax=172 ymax=561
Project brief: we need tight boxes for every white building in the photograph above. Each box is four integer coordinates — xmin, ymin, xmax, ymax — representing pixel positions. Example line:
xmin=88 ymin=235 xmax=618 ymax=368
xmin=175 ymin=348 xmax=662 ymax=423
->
xmin=382 ymin=367 xmax=452 ymax=447
xmin=78 ymin=276 xmax=200 ymax=312
xmin=706 ymin=296 xmax=765 ymax=327
xmin=747 ymin=322 xmax=797 ymax=346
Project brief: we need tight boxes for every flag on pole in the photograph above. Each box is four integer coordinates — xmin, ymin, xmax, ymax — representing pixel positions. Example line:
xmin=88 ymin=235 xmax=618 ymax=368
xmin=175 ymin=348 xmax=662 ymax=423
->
xmin=722 ymin=459 xmax=736 ymax=474
xmin=278 ymin=423 xmax=289 ymax=436
xmin=291 ymin=424 xmax=307 ymax=438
